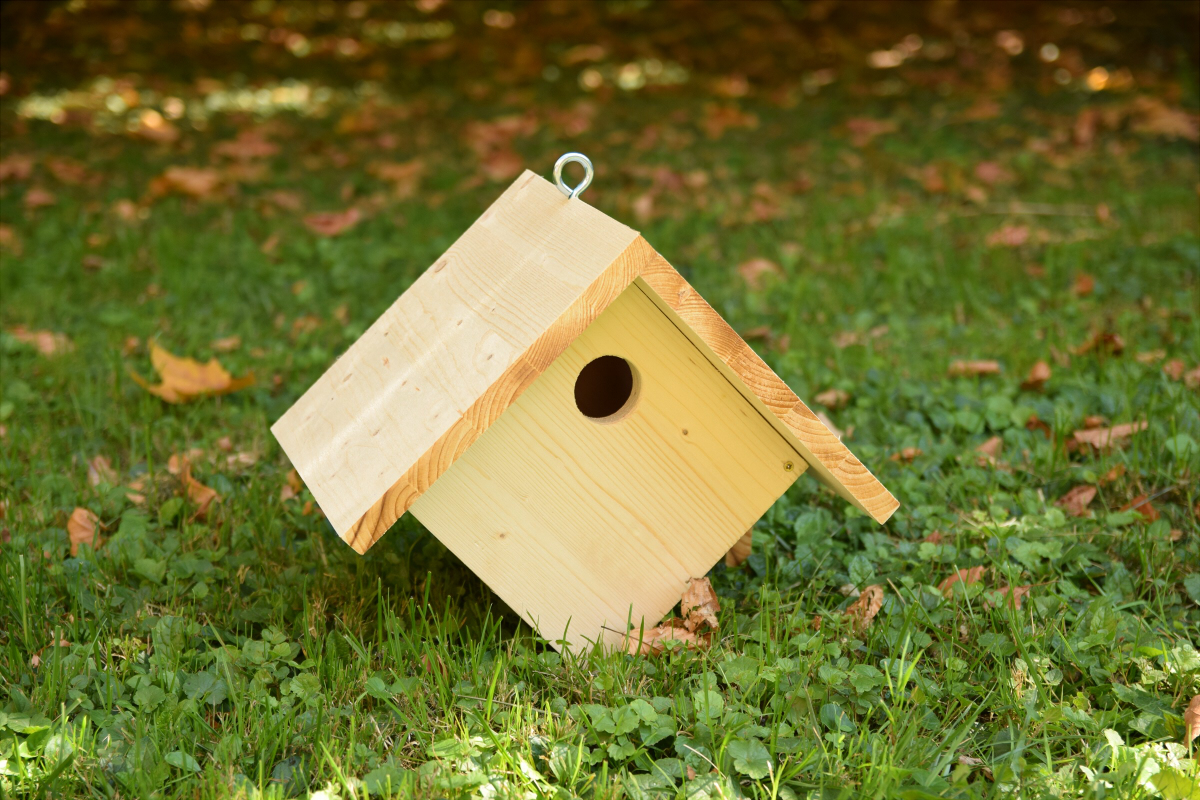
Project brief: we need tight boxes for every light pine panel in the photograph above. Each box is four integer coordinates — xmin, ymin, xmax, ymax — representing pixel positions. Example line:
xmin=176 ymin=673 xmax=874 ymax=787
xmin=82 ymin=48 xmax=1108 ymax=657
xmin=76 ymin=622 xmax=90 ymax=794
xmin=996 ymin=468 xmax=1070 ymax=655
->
xmin=271 ymin=172 xmax=639 ymax=542
xmin=410 ymin=283 xmax=802 ymax=652
xmin=634 ymin=244 xmax=899 ymax=524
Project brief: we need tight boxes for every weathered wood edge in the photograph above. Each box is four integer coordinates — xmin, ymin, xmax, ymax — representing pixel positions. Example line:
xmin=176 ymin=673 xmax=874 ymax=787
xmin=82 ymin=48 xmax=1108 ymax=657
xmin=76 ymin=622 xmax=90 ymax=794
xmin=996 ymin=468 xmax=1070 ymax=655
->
xmin=633 ymin=240 xmax=900 ymax=525
xmin=340 ymin=236 xmax=657 ymax=554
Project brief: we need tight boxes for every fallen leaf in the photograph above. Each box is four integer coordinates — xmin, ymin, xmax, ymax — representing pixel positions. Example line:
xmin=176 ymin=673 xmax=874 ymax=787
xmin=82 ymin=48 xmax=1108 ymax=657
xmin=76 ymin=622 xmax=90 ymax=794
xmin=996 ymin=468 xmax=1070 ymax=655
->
xmin=681 ymin=577 xmax=720 ymax=633
xmin=1121 ymin=494 xmax=1160 ymax=522
xmin=303 ymin=207 xmax=362 ymax=237
xmin=920 ymin=164 xmax=946 ymax=193
xmin=845 ymin=117 xmax=897 ymax=147
xmin=212 ymin=129 xmax=280 ymax=160
xmin=0 ymin=153 xmax=34 ymax=182
xmin=158 ymin=166 xmax=223 ymax=199
xmin=1185 ymin=695 xmax=1200 ymax=744
xmin=844 ymin=584 xmax=884 ymax=632
xmin=975 ymin=436 xmax=1004 ymax=466
xmin=67 ymin=508 xmax=99 ymax=556
xmin=211 ymin=335 xmax=241 ymax=353
xmin=1073 ymin=330 xmax=1125 ymax=356
xmin=88 ymin=455 xmax=118 ymax=486
xmin=226 ymin=451 xmax=258 ymax=468
xmin=703 ymin=104 xmax=759 ymax=139
xmin=1073 ymin=421 xmax=1147 ymax=451
xmin=30 ymin=637 xmax=71 ymax=669
xmin=46 ymin=157 xmax=92 ymax=185
xmin=1162 ymin=359 xmax=1185 ymax=380
xmin=24 ymin=186 xmax=57 ymax=210
xmin=1025 ymin=414 xmax=1052 ymax=438
xmin=973 ymin=161 xmax=1014 ymax=185
xmin=371 ymin=159 xmax=424 ymax=199
xmin=1128 ymin=96 xmax=1199 ymax=142
xmin=626 ymin=621 xmax=706 ymax=655
xmin=724 ymin=529 xmax=753 ymax=568
xmin=939 ymin=566 xmax=987 ymax=597
xmin=737 ymin=258 xmax=783 ymax=290
xmin=479 ymin=148 xmax=523 ymax=181
xmin=0 ymin=223 xmax=21 ymax=255
xmin=112 ymin=199 xmax=143 ymax=222
xmin=184 ymin=467 xmax=220 ymax=519
xmin=890 ymin=447 xmax=922 ymax=462
xmin=1185 ymin=366 xmax=1200 ymax=389
xmin=991 ymin=585 xmax=1031 ymax=610
xmin=8 ymin=325 xmax=73 ymax=356
xmin=126 ymin=475 xmax=147 ymax=505
xmin=949 ymin=360 xmax=1001 ymax=377
xmin=815 ymin=388 xmax=850 ymax=409
xmin=1100 ymin=464 xmax=1126 ymax=484
xmin=986 ymin=224 xmax=1029 ymax=247
xmin=216 ymin=436 xmax=233 ymax=452
xmin=281 ymin=468 xmax=303 ymax=502
xmin=1056 ymin=485 xmax=1097 ymax=517
xmin=957 ymin=754 xmax=994 ymax=781
xmin=129 ymin=342 xmax=254 ymax=403
xmin=1021 ymin=360 xmax=1052 ymax=391
xmin=1071 ymin=272 xmax=1095 ymax=297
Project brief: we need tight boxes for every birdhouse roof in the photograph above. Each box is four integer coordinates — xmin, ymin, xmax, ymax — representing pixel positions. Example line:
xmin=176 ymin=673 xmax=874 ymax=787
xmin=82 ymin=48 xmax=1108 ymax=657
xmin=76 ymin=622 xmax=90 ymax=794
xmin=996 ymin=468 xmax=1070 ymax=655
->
xmin=272 ymin=171 xmax=897 ymax=553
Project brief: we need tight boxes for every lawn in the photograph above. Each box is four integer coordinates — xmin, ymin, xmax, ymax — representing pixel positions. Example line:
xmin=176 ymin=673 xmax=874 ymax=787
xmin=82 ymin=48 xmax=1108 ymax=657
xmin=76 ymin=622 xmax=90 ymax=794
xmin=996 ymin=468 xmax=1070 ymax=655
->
xmin=1 ymin=2 xmax=1199 ymax=798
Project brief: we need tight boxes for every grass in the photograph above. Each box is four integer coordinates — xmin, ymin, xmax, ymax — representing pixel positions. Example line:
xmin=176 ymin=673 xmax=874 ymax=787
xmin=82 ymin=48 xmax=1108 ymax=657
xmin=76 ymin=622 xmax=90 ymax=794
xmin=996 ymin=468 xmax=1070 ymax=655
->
xmin=2 ymin=2 xmax=1200 ymax=797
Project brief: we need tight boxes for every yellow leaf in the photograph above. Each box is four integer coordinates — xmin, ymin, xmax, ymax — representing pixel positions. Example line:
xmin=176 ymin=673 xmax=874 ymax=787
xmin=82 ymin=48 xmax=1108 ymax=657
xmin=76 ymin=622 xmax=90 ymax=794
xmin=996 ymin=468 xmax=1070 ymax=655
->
xmin=129 ymin=342 xmax=254 ymax=403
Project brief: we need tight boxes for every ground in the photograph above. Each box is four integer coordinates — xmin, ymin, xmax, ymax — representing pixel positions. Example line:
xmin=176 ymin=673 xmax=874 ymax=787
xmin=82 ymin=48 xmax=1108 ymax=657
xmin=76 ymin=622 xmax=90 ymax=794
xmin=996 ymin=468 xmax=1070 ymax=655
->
xmin=1 ymin=2 xmax=1199 ymax=798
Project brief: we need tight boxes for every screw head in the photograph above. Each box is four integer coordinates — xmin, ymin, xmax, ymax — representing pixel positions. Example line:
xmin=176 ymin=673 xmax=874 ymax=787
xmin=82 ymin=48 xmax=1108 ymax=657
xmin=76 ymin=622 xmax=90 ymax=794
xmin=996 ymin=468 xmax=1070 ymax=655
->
xmin=784 ymin=460 xmax=795 ymax=471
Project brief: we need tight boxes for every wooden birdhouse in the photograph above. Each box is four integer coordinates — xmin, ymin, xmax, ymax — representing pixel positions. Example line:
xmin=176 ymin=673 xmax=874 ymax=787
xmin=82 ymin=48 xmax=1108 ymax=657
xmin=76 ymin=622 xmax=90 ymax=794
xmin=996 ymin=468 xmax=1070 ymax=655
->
xmin=272 ymin=157 xmax=898 ymax=652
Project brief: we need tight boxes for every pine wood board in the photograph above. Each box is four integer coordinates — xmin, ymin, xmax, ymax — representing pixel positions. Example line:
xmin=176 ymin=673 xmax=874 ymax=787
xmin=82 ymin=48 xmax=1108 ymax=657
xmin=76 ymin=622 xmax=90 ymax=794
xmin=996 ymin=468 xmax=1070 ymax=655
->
xmin=634 ymin=247 xmax=899 ymax=524
xmin=410 ymin=281 xmax=803 ymax=651
xmin=271 ymin=171 xmax=639 ymax=547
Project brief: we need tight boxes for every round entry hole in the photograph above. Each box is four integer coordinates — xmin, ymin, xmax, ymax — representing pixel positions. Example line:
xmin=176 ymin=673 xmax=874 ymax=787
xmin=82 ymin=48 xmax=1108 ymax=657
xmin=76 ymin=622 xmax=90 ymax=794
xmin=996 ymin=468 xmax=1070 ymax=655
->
xmin=574 ymin=355 xmax=638 ymax=421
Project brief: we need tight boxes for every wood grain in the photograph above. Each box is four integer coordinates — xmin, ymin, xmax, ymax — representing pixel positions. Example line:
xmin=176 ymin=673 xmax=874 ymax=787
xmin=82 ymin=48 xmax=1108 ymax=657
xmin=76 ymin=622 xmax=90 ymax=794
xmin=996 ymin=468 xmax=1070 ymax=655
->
xmin=271 ymin=172 xmax=639 ymax=549
xmin=410 ymin=282 xmax=802 ymax=651
xmin=635 ymin=244 xmax=899 ymax=524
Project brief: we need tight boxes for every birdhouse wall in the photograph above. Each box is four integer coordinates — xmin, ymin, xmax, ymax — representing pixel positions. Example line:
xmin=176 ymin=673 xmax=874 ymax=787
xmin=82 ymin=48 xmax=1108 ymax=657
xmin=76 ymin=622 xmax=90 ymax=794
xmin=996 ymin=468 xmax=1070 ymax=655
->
xmin=409 ymin=280 xmax=805 ymax=652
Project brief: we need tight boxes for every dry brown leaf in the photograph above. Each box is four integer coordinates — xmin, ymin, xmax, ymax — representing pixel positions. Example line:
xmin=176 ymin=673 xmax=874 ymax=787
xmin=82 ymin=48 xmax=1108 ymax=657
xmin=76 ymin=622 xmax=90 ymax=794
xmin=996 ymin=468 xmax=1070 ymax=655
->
xmin=949 ymin=360 xmax=1001 ymax=377
xmin=681 ymin=577 xmax=720 ymax=633
xmin=281 ymin=468 xmax=303 ymax=502
xmin=1073 ymin=421 xmax=1147 ymax=451
xmin=845 ymin=117 xmax=897 ymax=147
xmin=703 ymin=104 xmax=759 ymax=139
xmin=1021 ymin=360 xmax=1052 ymax=391
xmin=30 ymin=637 xmax=71 ymax=669
xmin=1056 ymin=485 xmax=1098 ymax=517
xmin=1120 ymin=494 xmax=1161 ymax=523
xmin=211 ymin=335 xmax=241 ymax=353
xmin=159 ymin=166 xmax=223 ymax=199
xmin=737 ymin=258 xmax=783 ymax=290
xmin=212 ymin=129 xmax=279 ymax=160
xmin=1184 ymin=366 xmax=1200 ymax=389
xmin=67 ymin=508 xmax=99 ymax=556
xmin=480 ymin=148 xmax=523 ymax=182
xmin=1025 ymin=414 xmax=1052 ymax=439
xmin=129 ymin=342 xmax=254 ymax=404
xmin=938 ymin=566 xmax=987 ymax=597
xmin=1073 ymin=330 xmax=1125 ymax=356
xmin=1182 ymin=695 xmax=1200 ymax=745
xmin=890 ymin=447 xmax=922 ymax=462
xmin=1071 ymin=272 xmax=1096 ymax=297
xmin=184 ymin=468 xmax=220 ymax=519
xmin=991 ymin=585 xmax=1031 ymax=610
xmin=974 ymin=161 xmax=1014 ymax=185
xmin=0 ymin=153 xmax=34 ymax=182
xmin=88 ymin=455 xmax=118 ymax=487
xmin=126 ymin=476 xmax=147 ymax=505
xmin=974 ymin=438 xmax=1003 ymax=462
xmin=371 ymin=159 xmax=424 ymax=199
xmin=0 ymin=223 xmax=21 ymax=255
xmin=986 ymin=224 xmax=1029 ymax=247
xmin=844 ymin=584 xmax=884 ymax=632
xmin=815 ymin=388 xmax=850 ymax=409
xmin=1162 ymin=359 xmax=1185 ymax=380
xmin=8 ymin=325 xmax=73 ymax=356
xmin=46 ymin=157 xmax=92 ymax=185
xmin=1129 ymin=97 xmax=1200 ymax=142
xmin=627 ymin=621 xmax=707 ymax=655
xmin=24 ymin=186 xmax=57 ymax=210
xmin=303 ymin=207 xmax=362 ymax=237
xmin=724 ymin=529 xmax=753 ymax=568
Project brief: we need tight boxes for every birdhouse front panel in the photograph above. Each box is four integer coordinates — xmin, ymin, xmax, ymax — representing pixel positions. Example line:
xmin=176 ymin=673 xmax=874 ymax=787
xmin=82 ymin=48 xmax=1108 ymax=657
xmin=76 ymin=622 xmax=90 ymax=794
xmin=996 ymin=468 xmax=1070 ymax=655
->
xmin=409 ymin=280 xmax=805 ymax=651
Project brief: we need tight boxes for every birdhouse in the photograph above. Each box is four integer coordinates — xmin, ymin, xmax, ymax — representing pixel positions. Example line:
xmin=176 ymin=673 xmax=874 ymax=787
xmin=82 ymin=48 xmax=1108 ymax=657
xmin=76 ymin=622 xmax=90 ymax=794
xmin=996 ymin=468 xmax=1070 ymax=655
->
xmin=272 ymin=157 xmax=897 ymax=652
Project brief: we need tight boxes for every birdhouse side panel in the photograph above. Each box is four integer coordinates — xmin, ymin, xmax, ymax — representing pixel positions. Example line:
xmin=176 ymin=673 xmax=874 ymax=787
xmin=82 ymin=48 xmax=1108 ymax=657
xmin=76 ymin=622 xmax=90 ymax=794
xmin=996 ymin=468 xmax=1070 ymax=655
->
xmin=409 ymin=282 xmax=804 ymax=652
